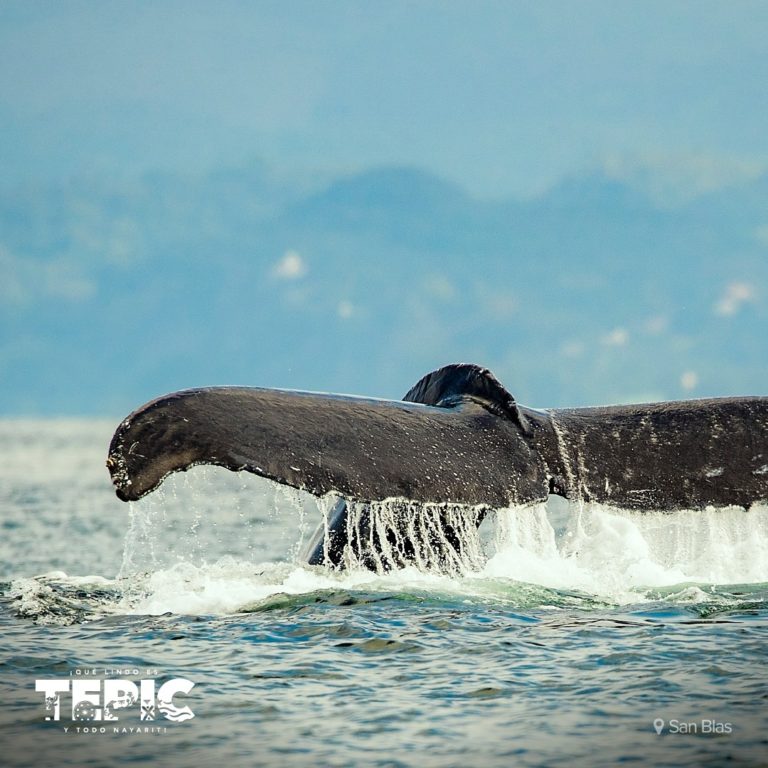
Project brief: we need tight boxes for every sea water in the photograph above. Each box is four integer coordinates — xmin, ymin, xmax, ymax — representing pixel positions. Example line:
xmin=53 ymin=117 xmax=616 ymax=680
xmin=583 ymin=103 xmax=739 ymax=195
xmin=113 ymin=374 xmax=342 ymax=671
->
xmin=0 ymin=420 xmax=767 ymax=766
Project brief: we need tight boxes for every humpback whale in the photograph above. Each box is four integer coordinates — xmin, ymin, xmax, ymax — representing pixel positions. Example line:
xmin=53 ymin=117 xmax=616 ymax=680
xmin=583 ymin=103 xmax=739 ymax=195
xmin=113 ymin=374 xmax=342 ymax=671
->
xmin=107 ymin=364 xmax=768 ymax=570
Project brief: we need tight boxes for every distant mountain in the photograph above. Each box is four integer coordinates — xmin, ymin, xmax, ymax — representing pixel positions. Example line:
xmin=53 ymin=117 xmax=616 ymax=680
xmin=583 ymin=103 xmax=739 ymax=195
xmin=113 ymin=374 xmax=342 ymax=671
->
xmin=1 ymin=163 xmax=766 ymax=415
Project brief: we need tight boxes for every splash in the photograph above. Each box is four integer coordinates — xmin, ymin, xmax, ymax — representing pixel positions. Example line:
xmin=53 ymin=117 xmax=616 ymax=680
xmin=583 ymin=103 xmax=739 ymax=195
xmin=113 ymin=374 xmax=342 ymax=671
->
xmin=117 ymin=466 xmax=317 ymax=578
xmin=110 ymin=487 xmax=768 ymax=616
xmin=5 ymin=573 xmax=122 ymax=625
xmin=7 ymin=460 xmax=768 ymax=621
xmin=484 ymin=500 xmax=768 ymax=601
xmin=321 ymin=496 xmax=487 ymax=574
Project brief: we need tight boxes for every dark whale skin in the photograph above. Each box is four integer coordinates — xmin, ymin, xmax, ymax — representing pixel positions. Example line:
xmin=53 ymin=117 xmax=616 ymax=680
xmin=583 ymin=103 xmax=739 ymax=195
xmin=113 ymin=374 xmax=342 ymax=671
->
xmin=106 ymin=364 xmax=768 ymax=568
xmin=107 ymin=384 xmax=547 ymax=508
xmin=108 ymin=364 xmax=768 ymax=512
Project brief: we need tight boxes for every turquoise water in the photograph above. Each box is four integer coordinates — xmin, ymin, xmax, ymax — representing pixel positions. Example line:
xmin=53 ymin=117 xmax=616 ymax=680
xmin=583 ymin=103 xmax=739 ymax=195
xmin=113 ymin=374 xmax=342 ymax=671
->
xmin=1 ymin=421 xmax=767 ymax=766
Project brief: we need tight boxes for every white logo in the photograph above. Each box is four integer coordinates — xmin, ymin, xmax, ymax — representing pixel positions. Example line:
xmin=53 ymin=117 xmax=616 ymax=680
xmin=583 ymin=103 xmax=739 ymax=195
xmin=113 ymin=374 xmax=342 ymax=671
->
xmin=36 ymin=673 xmax=195 ymax=725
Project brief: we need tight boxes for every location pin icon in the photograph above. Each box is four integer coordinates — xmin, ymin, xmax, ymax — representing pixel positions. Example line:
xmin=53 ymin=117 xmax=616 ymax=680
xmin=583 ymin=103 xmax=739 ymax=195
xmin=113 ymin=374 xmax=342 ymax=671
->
xmin=653 ymin=718 xmax=665 ymax=735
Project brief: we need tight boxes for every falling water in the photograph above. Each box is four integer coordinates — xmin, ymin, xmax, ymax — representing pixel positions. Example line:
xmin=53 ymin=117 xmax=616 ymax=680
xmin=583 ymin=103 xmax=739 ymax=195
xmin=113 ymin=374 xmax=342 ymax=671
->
xmin=320 ymin=497 xmax=488 ymax=574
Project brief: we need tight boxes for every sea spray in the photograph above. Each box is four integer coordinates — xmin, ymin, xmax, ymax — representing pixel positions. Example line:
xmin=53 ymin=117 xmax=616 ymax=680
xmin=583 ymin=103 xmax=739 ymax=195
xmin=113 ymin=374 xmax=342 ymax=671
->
xmin=91 ymin=465 xmax=768 ymax=616
xmin=115 ymin=468 xmax=314 ymax=608
xmin=484 ymin=500 xmax=768 ymax=600
xmin=325 ymin=498 xmax=487 ymax=574
xmin=117 ymin=467 xmax=312 ymax=577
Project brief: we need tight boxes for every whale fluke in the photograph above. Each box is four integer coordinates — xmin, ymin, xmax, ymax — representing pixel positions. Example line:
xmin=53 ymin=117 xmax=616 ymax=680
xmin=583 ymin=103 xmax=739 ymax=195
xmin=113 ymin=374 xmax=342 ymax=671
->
xmin=107 ymin=364 xmax=768 ymax=570
xmin=107 ymin=370 xmax=547 ymax=507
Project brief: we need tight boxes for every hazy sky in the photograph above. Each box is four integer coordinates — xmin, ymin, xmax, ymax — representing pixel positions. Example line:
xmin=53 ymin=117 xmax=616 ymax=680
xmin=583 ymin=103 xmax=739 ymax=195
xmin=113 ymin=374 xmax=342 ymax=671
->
xmin=2 ymin=0 xmax=768 ymax=197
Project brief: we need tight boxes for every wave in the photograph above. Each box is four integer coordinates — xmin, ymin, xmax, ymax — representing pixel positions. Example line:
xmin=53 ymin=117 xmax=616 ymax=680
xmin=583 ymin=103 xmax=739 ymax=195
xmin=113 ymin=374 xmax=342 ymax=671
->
xmin=4 ymin=498 xmax=768 ymax=624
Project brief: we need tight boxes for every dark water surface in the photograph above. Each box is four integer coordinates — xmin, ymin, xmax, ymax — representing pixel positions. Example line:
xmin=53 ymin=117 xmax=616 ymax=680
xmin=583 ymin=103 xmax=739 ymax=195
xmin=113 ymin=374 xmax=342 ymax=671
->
xmin=1 ymin=421 xmax=767 ymax=767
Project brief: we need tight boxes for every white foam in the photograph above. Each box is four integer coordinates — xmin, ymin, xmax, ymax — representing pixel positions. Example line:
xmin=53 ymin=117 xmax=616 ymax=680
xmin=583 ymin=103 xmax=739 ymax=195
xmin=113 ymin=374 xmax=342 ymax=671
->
xmin=122 ymin=560 xmax=462 ymax=616
xmin=7 ymin=422 xmax=765 ymax=618
xmin=114 ymin=500 xmax=768 ymax=615
xmin=483 ymin=500 xmax=768 ymax=601
xmin=111 ymin=467 xmax=768 ymax=614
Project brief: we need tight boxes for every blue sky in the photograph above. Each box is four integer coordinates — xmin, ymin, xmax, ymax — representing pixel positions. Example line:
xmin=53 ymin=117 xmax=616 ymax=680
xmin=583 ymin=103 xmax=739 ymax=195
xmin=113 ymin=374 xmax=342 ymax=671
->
xmin=2 ymin=0 xmax=768 ymax=197
xmin=1 ymin=1 xmax=768 ymax=414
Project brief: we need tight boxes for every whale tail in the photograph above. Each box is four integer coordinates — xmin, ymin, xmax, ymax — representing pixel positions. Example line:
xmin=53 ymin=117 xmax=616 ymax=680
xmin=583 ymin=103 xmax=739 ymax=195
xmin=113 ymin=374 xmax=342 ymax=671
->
xmin=107 ymin=365 xmax=547 ymax=570
xmin=107 ymin=364 xmax=545 ymax=507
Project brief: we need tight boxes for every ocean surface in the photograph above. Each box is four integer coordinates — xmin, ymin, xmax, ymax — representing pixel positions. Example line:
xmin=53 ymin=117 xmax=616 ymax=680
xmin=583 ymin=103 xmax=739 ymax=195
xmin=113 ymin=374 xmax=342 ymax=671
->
xmin=1 ymin=419 xmax=767 ymax=767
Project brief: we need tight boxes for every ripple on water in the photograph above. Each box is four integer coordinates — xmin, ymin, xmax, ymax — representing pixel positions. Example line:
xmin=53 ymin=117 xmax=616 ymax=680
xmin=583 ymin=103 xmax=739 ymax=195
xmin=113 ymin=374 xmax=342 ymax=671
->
xmin=2 ymin=424 xmax=768 ymax=766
